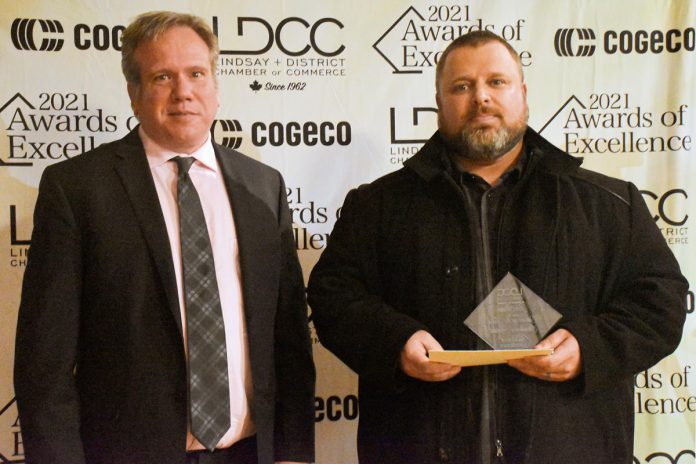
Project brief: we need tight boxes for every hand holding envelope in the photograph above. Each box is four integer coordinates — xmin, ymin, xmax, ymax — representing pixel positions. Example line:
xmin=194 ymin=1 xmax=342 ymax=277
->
xmin=507 ymin=328 xmax=583 ymax=381
xmin=401 ymin=330 xmax=462 ymax=382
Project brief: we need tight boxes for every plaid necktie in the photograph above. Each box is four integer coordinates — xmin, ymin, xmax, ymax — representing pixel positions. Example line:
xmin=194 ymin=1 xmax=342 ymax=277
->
xmin=173 ymin=156 xmax=230 ymax=451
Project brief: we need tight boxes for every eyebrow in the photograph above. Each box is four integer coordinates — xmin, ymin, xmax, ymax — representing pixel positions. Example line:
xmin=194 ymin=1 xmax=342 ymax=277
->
xmin=146 ymin=64 xmax=209 ymax=75
xmin=448 ymin=71 xmax=515 ymax=82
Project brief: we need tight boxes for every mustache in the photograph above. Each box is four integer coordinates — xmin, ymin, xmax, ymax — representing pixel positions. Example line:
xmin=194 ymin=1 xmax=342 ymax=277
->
xmin=472 ymin=106 xmax=500 ymax=116
xmin=468 ymin=106 xmax=500 ymax=119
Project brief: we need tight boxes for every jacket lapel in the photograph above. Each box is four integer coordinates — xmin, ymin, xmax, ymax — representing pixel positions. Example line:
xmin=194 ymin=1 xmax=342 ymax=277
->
xmin=215 ymin=147 xmax=280 ymax=357
xmin=113 ymin=129 xmax=183 ymax=337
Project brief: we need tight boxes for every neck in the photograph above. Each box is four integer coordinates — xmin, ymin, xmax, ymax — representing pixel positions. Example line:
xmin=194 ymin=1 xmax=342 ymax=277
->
xmin=454 ymin=138 xmax=524 ymax=186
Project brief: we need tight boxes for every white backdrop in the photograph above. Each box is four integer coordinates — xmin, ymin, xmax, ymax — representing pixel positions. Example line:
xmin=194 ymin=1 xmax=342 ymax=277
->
xmin=1 ymin=1 xmax=694 ymax=463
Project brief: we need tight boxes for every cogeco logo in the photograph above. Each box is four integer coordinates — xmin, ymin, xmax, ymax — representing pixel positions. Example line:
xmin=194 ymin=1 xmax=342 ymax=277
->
xmin=604 ymin=28 xmax=695 ymax=54
xmin=554 ymin=28 xmax=596 ymax=57
xmin=212 ymin=16 xmax=344 ymax=57
xmin=555 ymin=26 xmax=695 ymax=56
xmin=11 ymin=18 xmax=64 ymax=51
xmin=10 ymin=18 xmax=124 ymax=51
xmin=74 ymin=23 xmax=124 ymax=51
xmin=210 ymin=120 xmax=352 ymax=147
xmin=252 ymin=121 xmax=351 ymax=147
xmin=315 ymin=395 xmax=358 ymax=422
xmin=641 ymin=189 xmax=688 ymax=226
xmin=211 ymin=119 xmax=243 ymax=149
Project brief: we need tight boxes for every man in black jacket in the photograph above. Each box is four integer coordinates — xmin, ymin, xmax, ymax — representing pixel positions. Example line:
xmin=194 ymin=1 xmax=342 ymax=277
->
xmin=308 ymin=31 xmax=687 ymax=463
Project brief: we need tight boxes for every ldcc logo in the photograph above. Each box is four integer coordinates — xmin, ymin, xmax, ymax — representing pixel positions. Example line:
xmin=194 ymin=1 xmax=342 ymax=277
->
xmin=640 ymin=189 xmax=688 ymax=226
xmin=554 ymin=28 xmax=596 ymax=57
xmin=11 ymin=18 xmax=64 ymax=51
xmin=211 ymin=119 xmax=243 ymax=149
xmin=390 ymin=107 xmax=438 ymax=144
xmin=9 ymin=205 xmax=31 ymax=246
xmin=212 ymin=16 xmax=344 ymax=57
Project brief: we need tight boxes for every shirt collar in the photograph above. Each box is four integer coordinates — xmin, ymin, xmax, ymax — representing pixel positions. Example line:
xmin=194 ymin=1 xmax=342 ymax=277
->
xmin=139 ymin=126 xmax=217 ymax=172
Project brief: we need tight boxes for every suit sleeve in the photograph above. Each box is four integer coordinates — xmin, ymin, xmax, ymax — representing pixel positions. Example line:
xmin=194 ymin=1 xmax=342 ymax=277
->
xmin=561 ymin=182 xmax=687 ymax=394
xmin=14 ymin=167 xmax=87 ymax=464
xmin=273 ymin=174 xmax=316 ymax=462
xmin=307 ymin=188 xmax=427 ymax=390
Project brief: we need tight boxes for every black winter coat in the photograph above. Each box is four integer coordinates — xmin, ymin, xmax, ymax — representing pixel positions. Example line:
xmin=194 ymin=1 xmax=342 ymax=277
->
xmin=308 ymin=129 xmax=687 ymax=464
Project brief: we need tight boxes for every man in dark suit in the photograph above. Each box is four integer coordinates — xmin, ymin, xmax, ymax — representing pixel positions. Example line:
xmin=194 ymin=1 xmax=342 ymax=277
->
xmin=14 ymin=11 xmax=314 ymax=464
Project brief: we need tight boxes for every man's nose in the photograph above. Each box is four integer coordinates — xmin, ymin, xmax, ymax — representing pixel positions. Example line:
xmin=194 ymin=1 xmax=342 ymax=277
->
xmin=172 ymin=77 xmax=193 ymax=100
xmin=473 ymin=85 xmax=491 ymax=105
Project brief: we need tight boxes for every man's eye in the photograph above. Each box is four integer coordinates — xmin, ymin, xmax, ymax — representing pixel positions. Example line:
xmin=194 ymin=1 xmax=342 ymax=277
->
xmin=491 ymin=79 xmax=505 ymax=86
xmin=192 ymin=71 xmax=204 ymax=78
xmin=154 ymin=74 xmax=170 ymax=81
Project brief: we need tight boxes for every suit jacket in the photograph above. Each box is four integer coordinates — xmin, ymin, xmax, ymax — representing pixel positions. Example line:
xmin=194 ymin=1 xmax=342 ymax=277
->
xmin=14 ymin=128 xmax=315 ymax=464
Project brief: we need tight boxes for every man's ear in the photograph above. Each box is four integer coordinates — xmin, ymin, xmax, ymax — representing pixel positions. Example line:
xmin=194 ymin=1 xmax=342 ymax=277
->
xmin=127 ymin=83 xmax=138 ymax=116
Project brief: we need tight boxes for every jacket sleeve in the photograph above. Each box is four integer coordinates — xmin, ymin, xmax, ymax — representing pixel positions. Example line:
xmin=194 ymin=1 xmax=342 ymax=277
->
xmin=14 ymin=167 xmax=87 ymax=464
xmin=561 ymin=182 xmax=687 ymax=395
xmin=307 ymin=187 xmax=427 ymax=390
xmin=273 ymin=174 xmax=316 ymax=462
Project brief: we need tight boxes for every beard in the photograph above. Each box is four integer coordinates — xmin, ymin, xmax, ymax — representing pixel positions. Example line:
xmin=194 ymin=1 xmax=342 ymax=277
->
xmin=440 ymin=105 xmax=528 ymax=162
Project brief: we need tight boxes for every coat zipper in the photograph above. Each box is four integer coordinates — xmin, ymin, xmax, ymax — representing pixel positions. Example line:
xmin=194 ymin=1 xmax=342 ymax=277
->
xmin=447 ymin=172 xmax=508 ymax=462
xmin=481 ymin=192 xmax=506 ymax=462
xmin=480 ymin=192 xmax=495 ymax=293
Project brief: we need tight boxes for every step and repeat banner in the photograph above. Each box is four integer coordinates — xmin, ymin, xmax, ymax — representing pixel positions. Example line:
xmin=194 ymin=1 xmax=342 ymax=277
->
xmin=1 ymin=1 xmax=694 ymax=463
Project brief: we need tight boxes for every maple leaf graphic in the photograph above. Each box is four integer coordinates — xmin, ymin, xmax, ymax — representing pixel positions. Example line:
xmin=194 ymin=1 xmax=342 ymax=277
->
xmin=250 ymin=80 xmax=262 ymax=92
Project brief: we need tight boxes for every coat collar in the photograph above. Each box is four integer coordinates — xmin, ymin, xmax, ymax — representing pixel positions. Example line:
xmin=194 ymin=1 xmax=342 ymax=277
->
xmin=404 ymin=127 xmax=582 ymax=182
xmin=113 ymin=127 xmax=183 ymax=336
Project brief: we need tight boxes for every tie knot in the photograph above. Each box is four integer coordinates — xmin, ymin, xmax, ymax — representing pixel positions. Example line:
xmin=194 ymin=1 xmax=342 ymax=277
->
xmin=172 ymin=156 xmax=196 ymax=175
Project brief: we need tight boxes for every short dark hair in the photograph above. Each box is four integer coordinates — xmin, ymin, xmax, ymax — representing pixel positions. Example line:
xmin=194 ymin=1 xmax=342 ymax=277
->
xmin=121 ymin=11 xmax=219 ymax=88
xmin=435 ymin=30 xmax=523 ymax=94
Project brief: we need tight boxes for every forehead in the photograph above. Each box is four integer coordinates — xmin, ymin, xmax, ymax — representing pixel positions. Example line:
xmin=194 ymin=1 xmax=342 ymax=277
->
xmin=441 ymin=41 xmax=521 ymax=80
xmin=134 ymin=26 xmax=211 ymax=67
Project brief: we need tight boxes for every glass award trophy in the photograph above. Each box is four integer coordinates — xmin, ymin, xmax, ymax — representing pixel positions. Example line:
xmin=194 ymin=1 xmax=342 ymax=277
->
xmin=429 ymin=273 xmax=562 ymax=366
xmin=464 ymin=272 xmax=562 ymax=349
